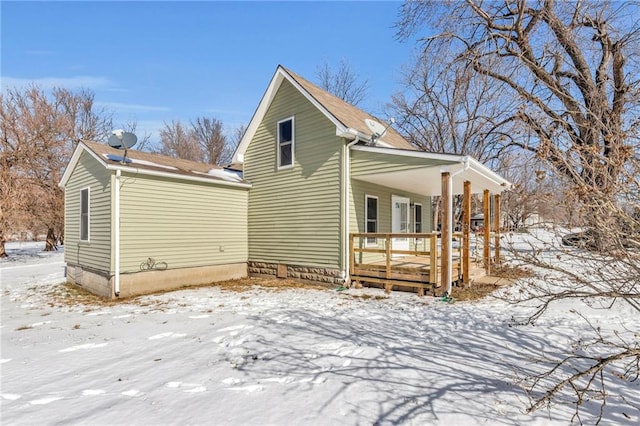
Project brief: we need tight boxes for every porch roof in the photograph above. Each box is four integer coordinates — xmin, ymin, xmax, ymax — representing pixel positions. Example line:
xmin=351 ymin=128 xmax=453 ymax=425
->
xmin=350 ymin=146 xmax=511 ymax=196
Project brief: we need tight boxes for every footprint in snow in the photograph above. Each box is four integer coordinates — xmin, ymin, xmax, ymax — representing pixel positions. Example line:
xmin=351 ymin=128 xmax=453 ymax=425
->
xmin=30 ymin=396 xmax=63 ymax=405
xmin=296 ymin=377 xmax=327 ymax=384
xmin=217 ymin=324 xmax=253 ymax=332
xmin=82 ymin=389 xmax=106 ymax=396
xmin=59 ymin=343 xmax=108 ymax=353
xmin=262 ymin=377 xmax=296 ymax=384
xmin=227 ymin=385 xmax=264 ymax=393
xmin=148 ymin=332 xmax=186 ymax=340
xmin=1 ymin=393 xmax=21 ymax=401
xmin=29 ymin=320 xmax=52 ymax=327
xmin=164 ymin=381 xmax=206 ymax=393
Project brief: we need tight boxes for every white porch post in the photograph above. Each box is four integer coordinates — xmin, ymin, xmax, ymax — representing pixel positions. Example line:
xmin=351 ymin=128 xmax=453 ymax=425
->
xmin=440 ymin=171 xmax=451 ymax=293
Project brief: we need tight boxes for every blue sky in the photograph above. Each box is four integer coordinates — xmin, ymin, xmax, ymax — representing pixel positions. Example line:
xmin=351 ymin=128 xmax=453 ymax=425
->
xmin=2 ymin=1 xmax=419 ymax=144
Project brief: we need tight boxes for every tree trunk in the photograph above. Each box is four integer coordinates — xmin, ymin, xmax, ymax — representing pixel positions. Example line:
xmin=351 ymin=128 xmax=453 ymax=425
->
xmin=432 ymin=197 xmax=441 ymax=233
xmin=0 ymin=233 xmax=6 ymax=258
xmin=44 ymin=227 xmax=57 ymax=251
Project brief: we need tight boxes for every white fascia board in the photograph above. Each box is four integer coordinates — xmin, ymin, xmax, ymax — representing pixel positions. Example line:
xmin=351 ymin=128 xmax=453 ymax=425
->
xmin=351 ymin=145 xmax=463 ymax=164
xmin=59 ymin=142 xmax=109 ymax=188
xmin=467 ymin=157 xmax=512 ymax=189
xmin=352 ymin=144 xmax=512 ymax=190
xmin=232 ymin=66 xmax=347 ymax=164
xmin=106 ymin=164 xmax=252 ymax=189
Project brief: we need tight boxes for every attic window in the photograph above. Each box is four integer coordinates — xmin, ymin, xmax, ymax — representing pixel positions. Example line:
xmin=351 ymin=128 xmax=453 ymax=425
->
xmin=277 ymin=117 xmax=294 ymax=169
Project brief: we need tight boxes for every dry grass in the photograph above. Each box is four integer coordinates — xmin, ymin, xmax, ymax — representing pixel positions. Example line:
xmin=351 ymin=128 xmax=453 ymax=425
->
xmin=47 ymin=277 xmax=331 ymax=308
xmin=451 ymin=282 xmax=505 ymax=302
xmin=208 ymin=277 xmax=329 ymax=292
xmin=451 ymin=264 xmax=535 ymax=302
xmin=15 ymin=325 xmax=33 ymax=331
xmin=491 ymin=264 xmax=536 ymax=280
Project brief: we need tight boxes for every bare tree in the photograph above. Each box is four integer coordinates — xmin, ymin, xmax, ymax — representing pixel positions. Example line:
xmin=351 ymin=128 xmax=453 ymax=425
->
xmin=397 ymin=1 xmax=640 ymax=420
xmin=1 ymin=86 xmax=112 ymax=255
xmin=157 ymin=120 xmax=203 ymax=162
xmin=316 ymin=59 xmax=369 ymax=106
xmin=191 ymin=117 xmax=226 ymax=165
xmin=158 ymin=118 xmax=240 ymax=166
xmin=389 ymin=54 xmax=520 ymax=230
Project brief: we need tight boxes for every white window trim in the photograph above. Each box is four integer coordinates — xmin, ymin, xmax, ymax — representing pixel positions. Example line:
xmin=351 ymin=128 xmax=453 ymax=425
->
xmin=364 ymin=194 xmax=379 ymax=247
xmin=80 ymin=186 xmax=90 ymax=242
xmin=414 ymin=203 xmax=423 ymax=233
xmin=276 ymin=116 xmax=295 ymax=170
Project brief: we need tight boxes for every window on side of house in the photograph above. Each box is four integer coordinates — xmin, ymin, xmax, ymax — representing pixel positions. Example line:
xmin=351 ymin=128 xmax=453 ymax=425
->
xmin=80 ymin=187 xmax=90 ymax=241
xmin=365 ymin=195 xmax=378 ymax=246
xmin=414 ymin=203 xmax=423 ymax=233
xmin=277 ymin=117 xmax=294 ymax=169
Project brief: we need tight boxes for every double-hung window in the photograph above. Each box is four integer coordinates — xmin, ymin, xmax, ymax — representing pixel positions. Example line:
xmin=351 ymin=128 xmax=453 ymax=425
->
xmin=80 ymin=188 xmax=90 ymax=241
xmin=365 ymin=195 xmax=378 ymax=246
xmin=277 ymin=117 xmax=294 ymax=169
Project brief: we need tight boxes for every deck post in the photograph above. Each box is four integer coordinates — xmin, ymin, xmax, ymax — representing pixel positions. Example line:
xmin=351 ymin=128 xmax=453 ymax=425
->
xmin=494 ymin=193 xmax=501 ymax=266
xmin=441 ymin=171 xmax=451 ymax=291
xmin=385 ymin=233 xmax=391 ymax=293
xmin=429 ymin=234 xmax=437 ymax=285
xmin=483 ymin=189 xmax=491 ymax=275
xmin=349 ymin=233 xmax=356 ymax=287
xmin=463 ymin=180 xmax=471 ymax=286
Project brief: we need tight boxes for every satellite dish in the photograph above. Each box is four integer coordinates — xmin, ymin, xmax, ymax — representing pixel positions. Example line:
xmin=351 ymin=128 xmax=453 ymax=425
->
xmin=364 ymin=118 xmax=395 ymax=145
xmin=108 ymin=129 xmax=137 ymax=149
xmin=107 ymin=129 xmax=138 ymax=163
xmin=364 ymin=119 xmax=387 ymax=137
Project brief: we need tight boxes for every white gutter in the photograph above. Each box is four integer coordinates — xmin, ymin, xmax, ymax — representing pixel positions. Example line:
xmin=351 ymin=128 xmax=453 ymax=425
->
xmin=445 ymin=156 xmax=470 ymax=296
xmin=340 ymin=128 xmax=362 ymax=285
xmin=114 ymin=169 xmax=121 ymax=297
xmin=106 ymin=165 xmax=252 ymax=189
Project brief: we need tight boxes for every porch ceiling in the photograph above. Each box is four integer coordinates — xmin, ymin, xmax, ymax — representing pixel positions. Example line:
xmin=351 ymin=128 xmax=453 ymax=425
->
xmin=352 ymin=162 xmax=510 ymax=196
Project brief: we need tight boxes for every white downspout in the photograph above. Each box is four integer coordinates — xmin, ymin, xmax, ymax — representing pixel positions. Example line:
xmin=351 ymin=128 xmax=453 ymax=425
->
xmin=114 ymin=169 xmax=121 ymax=297
xmin=446 ymin=156 xmax=470 ymax=296
xmin=342 ymin=134 xmax=361 ymax=285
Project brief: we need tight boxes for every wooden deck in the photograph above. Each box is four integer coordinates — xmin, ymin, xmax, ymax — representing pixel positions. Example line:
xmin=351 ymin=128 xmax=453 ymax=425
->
xmin=349 ymin=232 xmax=474 ymax=296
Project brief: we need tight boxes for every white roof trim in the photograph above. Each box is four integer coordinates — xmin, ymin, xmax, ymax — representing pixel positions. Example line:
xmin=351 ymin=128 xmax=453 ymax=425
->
xmin=59 ymin=142 xmax=108 ymax=188
xmin=351 ymin=145 xmax=465 ymax=163
xmin=351 ymin=145 xmax=512 ymax=190
xmin=232 ymin=66 xmax=348 ymax=164
xmin=108 ymin=165 xmax=252 ymax=189
xmin=60 ymin=142 xmax=252 ymax=190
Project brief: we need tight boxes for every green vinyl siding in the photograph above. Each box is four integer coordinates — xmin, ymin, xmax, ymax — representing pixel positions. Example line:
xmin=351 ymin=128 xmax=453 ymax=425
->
xmin=244 ymin=79 xmax=343 ymax=268
xmin=118 ymin=174 xmax=248 ymax=273
xmin=350 ymin=149 xmax=451 ymax=177
xmin=349 ymin=179 xmax=432 ymax=264
xmin=64 ymin=152 xmax=112 ymax=272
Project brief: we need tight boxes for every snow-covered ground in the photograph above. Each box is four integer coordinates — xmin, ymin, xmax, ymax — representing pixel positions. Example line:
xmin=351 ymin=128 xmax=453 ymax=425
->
xmin=1 ymin=237 xmax=638 ymax=425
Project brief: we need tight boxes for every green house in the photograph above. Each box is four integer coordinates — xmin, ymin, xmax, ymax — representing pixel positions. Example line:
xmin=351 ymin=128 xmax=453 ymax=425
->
xmin=60 ymin=65 xmax=511 ymax=298
xmin=60 ymin=142 xmax=250 ymax=298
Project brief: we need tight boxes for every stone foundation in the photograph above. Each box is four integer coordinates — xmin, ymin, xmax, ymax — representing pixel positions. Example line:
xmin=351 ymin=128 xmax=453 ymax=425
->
xmin=248 ymin=261 xmax=344 ymax=285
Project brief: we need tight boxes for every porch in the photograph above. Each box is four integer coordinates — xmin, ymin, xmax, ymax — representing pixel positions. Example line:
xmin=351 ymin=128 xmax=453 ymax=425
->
xmin=349 ymin=232 xmax=485 ymax=296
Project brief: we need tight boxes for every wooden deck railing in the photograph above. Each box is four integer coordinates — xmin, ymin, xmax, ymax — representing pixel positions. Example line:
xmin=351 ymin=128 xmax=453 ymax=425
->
xmin=349 ymin=232 xmax=464 ymax=295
